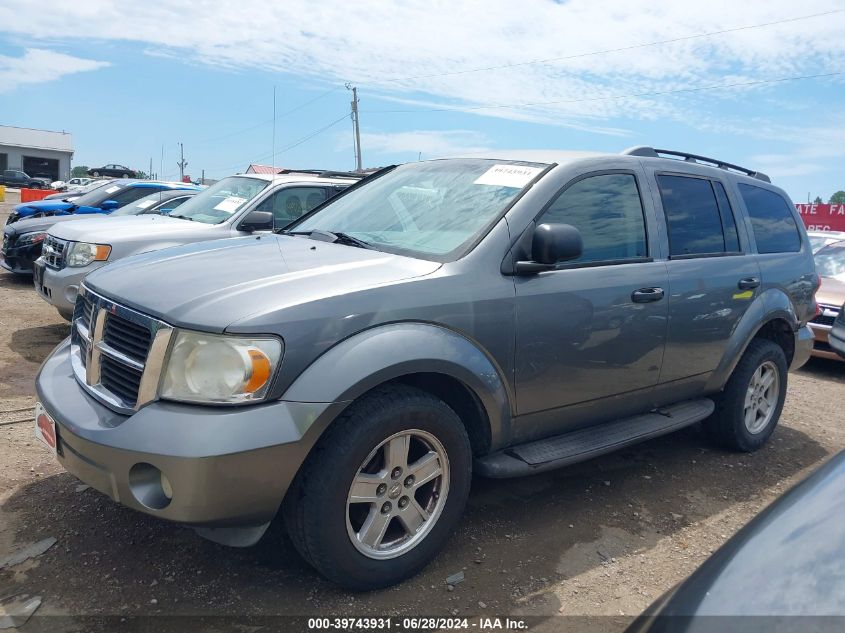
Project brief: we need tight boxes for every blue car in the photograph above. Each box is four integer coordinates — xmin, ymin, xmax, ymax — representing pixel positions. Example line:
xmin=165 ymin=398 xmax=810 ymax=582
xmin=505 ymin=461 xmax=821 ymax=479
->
xmin=6 ymin=180 xmax=200 ymax=225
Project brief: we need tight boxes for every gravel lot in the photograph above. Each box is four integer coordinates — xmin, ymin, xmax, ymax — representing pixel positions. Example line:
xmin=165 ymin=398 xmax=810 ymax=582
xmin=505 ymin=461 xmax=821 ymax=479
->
xmin=1 ymin=193 xmax=843 ymax=631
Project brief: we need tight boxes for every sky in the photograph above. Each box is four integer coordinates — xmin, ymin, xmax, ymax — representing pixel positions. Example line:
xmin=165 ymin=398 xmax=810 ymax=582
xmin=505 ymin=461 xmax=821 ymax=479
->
xmin=0 ymin=0 xmax=844 ymax=202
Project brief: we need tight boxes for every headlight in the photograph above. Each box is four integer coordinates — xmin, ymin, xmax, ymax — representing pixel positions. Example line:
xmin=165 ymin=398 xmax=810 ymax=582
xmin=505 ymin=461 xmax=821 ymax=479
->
xmin=66 ymin=241 xmax=111 ymax=267
xmin=160 ymin=331 xmax=283 ymax=404
xmin=17 ymin=231 xmax=47 ymax=246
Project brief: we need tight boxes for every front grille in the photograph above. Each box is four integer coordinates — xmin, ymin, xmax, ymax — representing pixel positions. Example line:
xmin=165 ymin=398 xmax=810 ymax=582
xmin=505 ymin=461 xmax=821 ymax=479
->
xmin=69 ymin=286 xmax=172 ymax=412
xmin=812 ymin=314 xmax=837 ymax=327
xmin=812 ymin=304 xmax=841 ymax=328
xmin=100 ymin=355 xmax=144 ymax=404
xmin=103 ymin=313 xmax=152 ymax=363
xmin=42 ymin=235 xmax=67 ymax=269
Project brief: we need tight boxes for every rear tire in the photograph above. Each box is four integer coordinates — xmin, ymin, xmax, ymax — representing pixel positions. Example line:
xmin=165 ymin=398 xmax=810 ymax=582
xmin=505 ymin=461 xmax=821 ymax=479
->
xmin=704 ymin=339 xmax=787 ymax=452
xmin=283 ymin=384 xmax=472 ymax=590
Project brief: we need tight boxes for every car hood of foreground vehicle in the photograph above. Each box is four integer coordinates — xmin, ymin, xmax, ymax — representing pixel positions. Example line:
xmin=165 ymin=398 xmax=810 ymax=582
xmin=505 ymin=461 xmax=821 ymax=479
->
xmin=83 ymin=234 xmax=442 ymax=332
xmin=626 ymin=451 xmax=845 ymax=630
xmin=48 ymin=214 xmax=213 ymax=243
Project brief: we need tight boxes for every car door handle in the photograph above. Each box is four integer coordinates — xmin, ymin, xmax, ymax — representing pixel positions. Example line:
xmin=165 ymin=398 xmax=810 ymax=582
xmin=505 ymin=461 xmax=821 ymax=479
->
xmin=737 ymin=277 xmax=761 ymax=290
xmin=632 ymin=287 xmax=665 ymax=303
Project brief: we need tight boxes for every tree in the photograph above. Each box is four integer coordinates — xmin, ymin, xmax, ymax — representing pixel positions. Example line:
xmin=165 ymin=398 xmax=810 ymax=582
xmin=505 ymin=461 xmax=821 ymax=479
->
xmin=134 ymin=170 xmax=150 ymax=180
xmin=70 ymin=165 xmax=89 ymax=178
xmin=814 ymin=196 xmax=823 ymax=204
xmin=829 ymin=191 xmax=845 ymax=204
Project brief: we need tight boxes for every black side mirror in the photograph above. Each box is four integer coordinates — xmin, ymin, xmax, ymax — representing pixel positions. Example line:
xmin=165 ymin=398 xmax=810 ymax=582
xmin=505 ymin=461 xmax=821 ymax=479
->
xmin=239 ymin=210 xmax=274 ymax=232
xmin=515 ymin=223 xmax=582 ymax=274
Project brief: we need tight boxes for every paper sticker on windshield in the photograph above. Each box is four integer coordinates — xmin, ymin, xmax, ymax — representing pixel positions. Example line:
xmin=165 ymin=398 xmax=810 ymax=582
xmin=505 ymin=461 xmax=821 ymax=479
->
xmin=474 ymin=164 xmax=543 ymax=188
xmin=104 ymin=185 xmax=121 ymax=194
xmin=213 ymin=196 xmax=247 ymax=213
xmin=136 ymin=200 xmax=156 ymax=209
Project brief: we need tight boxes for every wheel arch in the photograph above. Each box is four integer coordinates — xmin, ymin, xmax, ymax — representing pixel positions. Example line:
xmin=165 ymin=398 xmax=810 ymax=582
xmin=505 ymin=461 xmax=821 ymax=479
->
xmin=705 ymin=288 xmax=799 ymax=392
xmin=280 ymin=322 xmax=513 ymax=454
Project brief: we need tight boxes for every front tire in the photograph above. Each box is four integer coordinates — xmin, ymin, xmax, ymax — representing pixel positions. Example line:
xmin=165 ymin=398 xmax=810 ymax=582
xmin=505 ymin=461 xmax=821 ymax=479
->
xmin=91 ymin=171 xmax=99 ymax=177
xmin=283 ymin=384 xmax=472 ymax=590
xmin=704 ymin=339 xmax=788 ymax=452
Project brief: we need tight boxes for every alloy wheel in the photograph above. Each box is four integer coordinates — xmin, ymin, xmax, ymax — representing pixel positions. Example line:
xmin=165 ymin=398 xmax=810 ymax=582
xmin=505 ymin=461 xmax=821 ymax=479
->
xmin=346 ymin=429 xmax=450 ymax=560
xmin=743 ymin=360 xmax=780 ymax=434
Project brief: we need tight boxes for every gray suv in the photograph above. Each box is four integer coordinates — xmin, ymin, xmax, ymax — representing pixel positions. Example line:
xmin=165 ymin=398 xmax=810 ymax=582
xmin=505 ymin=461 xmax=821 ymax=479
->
xmin=34 ymin=147 xmax=818 ymax=590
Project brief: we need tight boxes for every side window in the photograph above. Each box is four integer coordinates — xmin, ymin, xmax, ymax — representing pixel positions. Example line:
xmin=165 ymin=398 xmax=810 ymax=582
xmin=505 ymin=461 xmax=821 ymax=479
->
xmin=109 ymin=186 xmax=164 ymax=206
xmin=658 ymin=175 xmax=730 ymax=257
xmin=540 ymin=173 xmax=647 ymax=264
xmin=158 ymin=196 xmax=189 ymax=213
xmin=256 ymin=187 xmax=327 ymax=227
xmin=738 ymin=184 xmax=801 ymax=253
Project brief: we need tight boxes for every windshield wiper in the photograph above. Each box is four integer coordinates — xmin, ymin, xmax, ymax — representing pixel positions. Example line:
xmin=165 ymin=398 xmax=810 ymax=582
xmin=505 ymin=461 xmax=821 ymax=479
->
xmin=307 ymin=229 xmax=373 ymax=249
xmin=169 ymin=213 xmax=194 ymax=221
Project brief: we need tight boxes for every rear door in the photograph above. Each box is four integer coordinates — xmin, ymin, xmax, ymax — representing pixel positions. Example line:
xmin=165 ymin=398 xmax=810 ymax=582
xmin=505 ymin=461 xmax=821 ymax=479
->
xmin=651 ymin=172 xmax=760 ymax=393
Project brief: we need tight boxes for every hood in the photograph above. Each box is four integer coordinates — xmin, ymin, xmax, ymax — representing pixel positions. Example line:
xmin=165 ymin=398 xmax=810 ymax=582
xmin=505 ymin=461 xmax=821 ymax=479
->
xmin=84 ymin=234 xmax=441 ymax=331
xmin=4 ymin=214 xmax=102 ymax=237
xmin=816 ymin=277 xmax=845 ymax=307
xmin=14 ymin=200 xmax=75 ymax=214
xmin=49 ymin=214 xmax=214 ymax=242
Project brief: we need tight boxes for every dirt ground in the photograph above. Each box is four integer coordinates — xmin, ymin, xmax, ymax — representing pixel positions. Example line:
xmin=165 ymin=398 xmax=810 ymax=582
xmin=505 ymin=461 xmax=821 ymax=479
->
xmin=1 ymin=193 xmax=843 ymax=632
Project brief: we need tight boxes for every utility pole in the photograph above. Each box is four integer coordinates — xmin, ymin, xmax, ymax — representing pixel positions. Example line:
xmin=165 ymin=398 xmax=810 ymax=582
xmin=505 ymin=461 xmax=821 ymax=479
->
xmin=177 ymin=142 xmax=188 ymax=181
xmin=149 ymin=157 xmax=153 ymax=180
xmin=346 ymin=83 xmax=363 ymax=172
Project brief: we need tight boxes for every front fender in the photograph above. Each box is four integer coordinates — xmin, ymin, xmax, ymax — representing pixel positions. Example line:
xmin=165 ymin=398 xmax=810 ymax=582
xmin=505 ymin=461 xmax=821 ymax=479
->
xmin=705 ymin=288 xmax=799 ymax=392
xmin=280 ymin=322 xmax=513 ymax=451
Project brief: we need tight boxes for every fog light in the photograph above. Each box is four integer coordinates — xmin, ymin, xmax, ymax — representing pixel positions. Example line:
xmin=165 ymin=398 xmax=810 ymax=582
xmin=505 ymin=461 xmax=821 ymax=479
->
xmin=64 ymin=284 xmax=78 ymax=304
xmin=160 ymin=472 xmax=173 ymax=500
xmin=128 ymin=463 xmax=172 ymax=510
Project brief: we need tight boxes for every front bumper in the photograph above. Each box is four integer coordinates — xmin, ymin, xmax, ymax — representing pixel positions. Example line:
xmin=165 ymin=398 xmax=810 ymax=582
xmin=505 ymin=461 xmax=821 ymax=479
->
xmin=36 ymin=339 xmax=341 ymax=543
xmin=791 ymin=324 xmax=815 ymax=370
xmin=0 ymin=242 xmax=41 ymax=275
xmin=33 ymin=259 xmax=101 ymax=314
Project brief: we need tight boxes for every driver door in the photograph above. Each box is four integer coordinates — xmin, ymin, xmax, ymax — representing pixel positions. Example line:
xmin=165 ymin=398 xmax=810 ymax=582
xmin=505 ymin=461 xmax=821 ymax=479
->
xmin=512 ymin=170 xmax=668 ymax=441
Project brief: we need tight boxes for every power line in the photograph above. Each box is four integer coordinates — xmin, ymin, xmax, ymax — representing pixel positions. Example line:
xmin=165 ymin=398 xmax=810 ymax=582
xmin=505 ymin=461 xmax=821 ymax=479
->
xmin=193 ymin=84 xmax=344 ymax=146
xmin=363 ymin=70 xmax=845 ymax=114
xmin=372 ymin=8 xmax=845 ymax=84
xmin=204 ymin=113 xmax=350 ymax=175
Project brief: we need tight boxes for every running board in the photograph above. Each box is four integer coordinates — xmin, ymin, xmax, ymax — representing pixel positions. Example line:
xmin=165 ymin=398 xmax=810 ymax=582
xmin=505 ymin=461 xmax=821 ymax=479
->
xmin=475 ymin=398 xmax=714 ymax=478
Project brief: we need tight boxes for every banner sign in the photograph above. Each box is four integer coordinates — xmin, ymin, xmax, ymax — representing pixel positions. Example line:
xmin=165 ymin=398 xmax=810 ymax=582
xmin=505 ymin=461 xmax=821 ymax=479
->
xmin=795 ymin=203 xmax=845 ymax=232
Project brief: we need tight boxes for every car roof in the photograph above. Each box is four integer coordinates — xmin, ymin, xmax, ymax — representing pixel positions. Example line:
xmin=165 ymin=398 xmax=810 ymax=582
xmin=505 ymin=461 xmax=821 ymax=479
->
xmin=440 ymin=147 xmax=776 ymax=187
xmin=116 ymin=180 xmax=202 ymax=189
xmin=230 ymin=172 xmax=361 ymax=186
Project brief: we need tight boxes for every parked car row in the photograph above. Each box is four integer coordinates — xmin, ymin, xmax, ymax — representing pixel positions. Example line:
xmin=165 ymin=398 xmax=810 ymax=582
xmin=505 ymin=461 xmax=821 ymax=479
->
xmin=20 ymin=145 xmax=838 ymax=594
xmin=2 ymin=189 xmax=200 ymax=275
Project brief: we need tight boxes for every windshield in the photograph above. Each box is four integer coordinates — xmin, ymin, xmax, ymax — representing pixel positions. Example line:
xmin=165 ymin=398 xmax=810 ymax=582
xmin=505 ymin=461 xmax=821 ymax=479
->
xmin=71 ymin=180 xmax=126 ymax=207
xmin=167 ymin=176 xmax=268 ymax=224
xmin=814 ymin=241 xmax=845 ymax=281
xmin=110 ymin=191 xmax=181 ymax=216
xmin=288 ymin=159 xmax=547 ymax=260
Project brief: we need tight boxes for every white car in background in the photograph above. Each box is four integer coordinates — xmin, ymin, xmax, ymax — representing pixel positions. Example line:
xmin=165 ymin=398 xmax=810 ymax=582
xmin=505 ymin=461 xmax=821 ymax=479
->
xmin=50 ymin=177 xmax=95 ymax=191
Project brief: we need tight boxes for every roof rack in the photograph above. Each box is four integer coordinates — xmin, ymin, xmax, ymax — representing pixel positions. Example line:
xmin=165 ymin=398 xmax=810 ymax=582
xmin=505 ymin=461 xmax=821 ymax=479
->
xmin=621 ymin=146 xmax=771 ymax=183
xmin=276 ymin=169 xmax=365 ymax=179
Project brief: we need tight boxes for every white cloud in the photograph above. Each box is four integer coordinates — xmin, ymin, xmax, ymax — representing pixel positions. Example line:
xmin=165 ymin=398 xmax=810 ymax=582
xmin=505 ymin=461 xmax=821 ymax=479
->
xmin=0 ymin=48 xmax=109 ymax=92
xmin=0 ymin=0 xmax=843 ymax=126
xmin=358 ymin=130 xmax=492 ymax=159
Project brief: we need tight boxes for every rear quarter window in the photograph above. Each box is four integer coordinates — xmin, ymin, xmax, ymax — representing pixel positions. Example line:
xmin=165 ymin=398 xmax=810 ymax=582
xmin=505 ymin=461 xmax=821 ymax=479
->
xmin=738 ymin=184 xmax=802 ymax=253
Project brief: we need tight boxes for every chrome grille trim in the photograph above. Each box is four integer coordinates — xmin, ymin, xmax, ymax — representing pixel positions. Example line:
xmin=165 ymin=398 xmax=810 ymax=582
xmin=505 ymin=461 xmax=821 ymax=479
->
xmin=42 ymin=235 xmax=67 ymax=269
xmin=70 ymin=285 xmax=173 ymax=414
